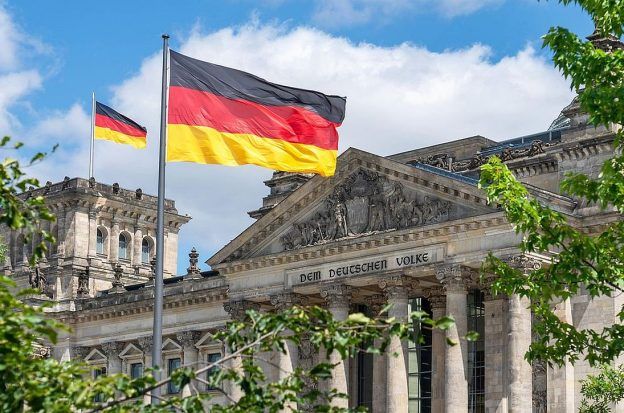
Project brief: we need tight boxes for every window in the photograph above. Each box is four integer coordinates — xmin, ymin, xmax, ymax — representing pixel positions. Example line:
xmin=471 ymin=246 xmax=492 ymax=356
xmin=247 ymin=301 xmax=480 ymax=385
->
xmin=167 ymin=358 xmax=182 ymax=394
xmin=205 ymin=352 xmax=221 ymax=390
xmin=130 ymin=362 xmax=143 ymax=379
xmin=118 ymin=234 xmax=128 ymax=260
xmin=467 ymin=290 xmax=485 ymax=413
xmin=93 ymin=366 xmax=107 ymax=402
xmin=141 ymin=238 xmax=151 ymax=264
xmin=408 ymin=297 xmax=432 ymax=413
xmin=96 ymin=228 xmax=105 ymax=255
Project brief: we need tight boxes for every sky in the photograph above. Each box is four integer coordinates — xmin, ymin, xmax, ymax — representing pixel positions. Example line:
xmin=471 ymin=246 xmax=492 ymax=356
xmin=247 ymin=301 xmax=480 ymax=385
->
xmin=0 ymin=0 xmax=591 ymax=272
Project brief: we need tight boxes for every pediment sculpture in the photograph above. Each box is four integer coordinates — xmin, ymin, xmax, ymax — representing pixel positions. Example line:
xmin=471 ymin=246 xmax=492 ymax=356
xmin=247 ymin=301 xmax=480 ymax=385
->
xmin=280 ymin=169 xmax=452 ymax=250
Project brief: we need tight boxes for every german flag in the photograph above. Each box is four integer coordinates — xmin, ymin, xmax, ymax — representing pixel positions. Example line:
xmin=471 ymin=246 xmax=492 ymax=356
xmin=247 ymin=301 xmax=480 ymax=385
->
xmin=95 ymin=102 xmax=147 ymax=149
xmin=166 ymin=50 xmax=346 ymax=177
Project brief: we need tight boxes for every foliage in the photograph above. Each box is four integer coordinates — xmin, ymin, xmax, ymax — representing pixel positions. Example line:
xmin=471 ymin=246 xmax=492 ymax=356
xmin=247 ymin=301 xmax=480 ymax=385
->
xmin=0 ymin=274 xmax=454 ymax=413
xmin=579 ymin=364 xmax=624 ymax=412
xmin=478 ymin=1 xmax=624 ymax=367
xmin=0 ymin=136 xmax=57 ymax=264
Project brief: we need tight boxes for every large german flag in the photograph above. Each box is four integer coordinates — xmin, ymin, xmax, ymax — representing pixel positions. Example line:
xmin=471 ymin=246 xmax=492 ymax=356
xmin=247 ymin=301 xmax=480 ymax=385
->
xmin=95 ymin=102 xmax=147 ymax=149
xmin=166 ymin=50 xmax=346 ymax=177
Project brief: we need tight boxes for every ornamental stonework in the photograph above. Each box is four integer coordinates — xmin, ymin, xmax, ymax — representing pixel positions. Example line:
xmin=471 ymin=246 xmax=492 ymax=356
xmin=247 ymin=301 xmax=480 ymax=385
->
xmin=280 ymin=169 xmax=452 ymax=250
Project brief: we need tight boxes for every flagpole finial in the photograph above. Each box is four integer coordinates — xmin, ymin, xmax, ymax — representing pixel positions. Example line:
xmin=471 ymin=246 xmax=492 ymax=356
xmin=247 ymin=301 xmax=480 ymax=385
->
xmin=162 ymin=34 xmax=169 ymax=39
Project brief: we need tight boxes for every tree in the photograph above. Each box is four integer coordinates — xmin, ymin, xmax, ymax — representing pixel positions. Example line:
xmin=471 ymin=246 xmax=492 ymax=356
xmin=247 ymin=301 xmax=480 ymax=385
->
xmin=1 ymin=271 xmax=455 ymax=412
xmin=479 ymin=1 xmax=624 ymax=367
xmin=0 ymin=137 xmax=458 ymax=412
xmin=579 ymin=364 xmax=624 ymax=412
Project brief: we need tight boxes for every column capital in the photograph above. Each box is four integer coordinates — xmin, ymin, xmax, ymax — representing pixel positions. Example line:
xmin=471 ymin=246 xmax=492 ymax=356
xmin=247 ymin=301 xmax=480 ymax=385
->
xmin=504 ymin=254 xmax=542 ymax=273
xmin=481 ymin=274 xmax=506 ymax=301
xmin=224 ymin=299 xmax=261 ymax=321
xmin=32 ymin=343 xmax=51 ymax=359
xmin=176 ymin=331 xmax=201 ymax=348
xmin=379 ymin=275 xmax=416 ymax=300
xmin=425 ymin=286 xmax=446 ymax=310
xmin=320 ymin=283 xmax=352 ymax=308
xmin=365 ymin=294 xmax=387 ymax=315
xmin=137 ymin=336 xmax=153 ymax=353
xmin=436 ymin=265 xmax=469 ymax=293
xmin=270 ymin=292 xmax=304 ymax=311
xmin=101 ymin=341 xmax=124 ymax=358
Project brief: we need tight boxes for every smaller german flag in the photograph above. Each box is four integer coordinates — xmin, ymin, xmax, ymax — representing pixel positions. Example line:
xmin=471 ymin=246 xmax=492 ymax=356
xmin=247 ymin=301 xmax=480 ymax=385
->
xmin=94 ymin=102 xmax=147 ymax=149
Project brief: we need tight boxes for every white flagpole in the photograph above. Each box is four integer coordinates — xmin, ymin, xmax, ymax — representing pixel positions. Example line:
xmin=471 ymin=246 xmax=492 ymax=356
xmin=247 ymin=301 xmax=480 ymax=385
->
xmin=151 ymin=33 xmax=169 ymax=405
xmin=89 ymin=92 xmax=95 ymax=178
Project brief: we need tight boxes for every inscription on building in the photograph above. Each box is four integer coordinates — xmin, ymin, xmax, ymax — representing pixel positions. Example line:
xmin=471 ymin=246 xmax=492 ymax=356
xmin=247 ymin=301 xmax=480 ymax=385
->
xmin=288 ymin=247 xmax=442 ymax=286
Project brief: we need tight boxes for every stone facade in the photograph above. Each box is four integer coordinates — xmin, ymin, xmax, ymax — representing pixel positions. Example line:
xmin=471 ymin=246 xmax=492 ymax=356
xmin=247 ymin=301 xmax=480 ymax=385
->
xmin=1 ymin=177 xmax=190 ymax=304
xmin=14 ymin=93 xmax=624 ymax=412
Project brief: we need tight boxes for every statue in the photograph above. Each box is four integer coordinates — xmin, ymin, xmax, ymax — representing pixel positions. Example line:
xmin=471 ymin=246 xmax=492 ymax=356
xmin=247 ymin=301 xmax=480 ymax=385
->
xmin=77 ymin=267 xmax=89 ymax=298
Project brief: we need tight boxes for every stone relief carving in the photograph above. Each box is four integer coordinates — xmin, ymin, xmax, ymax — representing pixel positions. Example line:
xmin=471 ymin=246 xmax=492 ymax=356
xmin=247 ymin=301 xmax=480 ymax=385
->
xmin=77 ymin=267 xmax=90 ymax=298
xmin=280 ymin=169 xmax=452 ymax=250
xmin=29 ymin=262 xmax=50 ymax=297
xmin=415 ymin=139 xmax=553 ymax=173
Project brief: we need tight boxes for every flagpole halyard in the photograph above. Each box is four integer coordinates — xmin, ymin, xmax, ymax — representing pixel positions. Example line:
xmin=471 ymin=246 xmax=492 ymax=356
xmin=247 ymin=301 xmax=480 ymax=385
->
xmin=151 ymin=33 xmax=170 ymax=405
xmin=89 ymin=91 xmax=95 ymax=178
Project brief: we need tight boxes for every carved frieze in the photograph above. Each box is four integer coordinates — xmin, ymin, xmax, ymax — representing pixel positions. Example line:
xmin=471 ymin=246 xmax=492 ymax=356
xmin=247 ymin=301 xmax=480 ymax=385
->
xmin=280 ymin=169 xmax=452 ymax=250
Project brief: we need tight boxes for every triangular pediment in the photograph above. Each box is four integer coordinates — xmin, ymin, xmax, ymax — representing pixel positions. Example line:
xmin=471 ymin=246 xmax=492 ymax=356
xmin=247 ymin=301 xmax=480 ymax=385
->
xmin=196 ymin=331 xmax=220 ymax=348
xmin=85 ymin=348 xmax=107 ymax=363
xmin=162 ymin=338 xmax=182 ymax=353
xmin=119 ymin=343 xmax=143 ymax=359
xmin=208 ymin=148 xmax=497 ymax=266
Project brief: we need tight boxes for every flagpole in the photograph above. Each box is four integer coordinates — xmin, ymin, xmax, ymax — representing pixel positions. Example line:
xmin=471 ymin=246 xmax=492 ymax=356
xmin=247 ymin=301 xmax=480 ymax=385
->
xmin=89 ymin=91 xmax=95 ymax=178
xmin=151 ymin=33 xmax=169 ymax=405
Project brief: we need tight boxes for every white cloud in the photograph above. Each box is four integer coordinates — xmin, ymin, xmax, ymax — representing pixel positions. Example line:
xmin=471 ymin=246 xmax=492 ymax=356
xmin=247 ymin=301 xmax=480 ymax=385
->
xmin=0 ymin=70 xmax=42 ymax=133
xmin=311 ymin=0 xmax=503 ymax=26
xmin=0 ymin=5 xmax=49 ymax=137
xmin=32 ymin=22 xmax=572 ymax=270
xmin=0 ymin=4 xmax=22 ymax=70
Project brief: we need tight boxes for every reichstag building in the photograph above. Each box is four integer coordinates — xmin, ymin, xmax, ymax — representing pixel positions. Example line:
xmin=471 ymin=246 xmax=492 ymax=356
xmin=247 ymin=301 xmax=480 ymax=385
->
xmin=4 ymin=34 xmax=623 ymax=413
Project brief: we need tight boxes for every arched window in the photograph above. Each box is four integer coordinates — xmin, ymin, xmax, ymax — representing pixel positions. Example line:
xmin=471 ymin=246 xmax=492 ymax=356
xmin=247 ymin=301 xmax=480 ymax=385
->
xmin=141 ymin=238 xmax=151 ymax=264
xmin=96 ymin=228 xmax=105 ymax=255
xmin=119 ymin=233 xmax=128 ymax=260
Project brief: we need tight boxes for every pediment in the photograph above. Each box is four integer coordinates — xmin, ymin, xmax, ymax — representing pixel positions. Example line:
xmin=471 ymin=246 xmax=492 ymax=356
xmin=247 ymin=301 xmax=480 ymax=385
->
xmin=208 ymin=148 xmax=496 ymax=266
xmin=162 ymin=338 xmax=182 ymax=353
xmin=119 ymin=343 xmax=143 ymax=359
xmin=196 ymin=331 xmax=221 ymax=348
xmin=84 ymin=348 xmax=107 ymax=363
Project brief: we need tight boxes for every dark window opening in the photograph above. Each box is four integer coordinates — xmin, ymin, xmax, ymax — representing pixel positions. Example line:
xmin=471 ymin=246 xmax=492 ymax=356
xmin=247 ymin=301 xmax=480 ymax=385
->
xmin=468 ymin=289 xmax=485 ymax=413
xmin=408 ymin=297 xmax=432 ymax=413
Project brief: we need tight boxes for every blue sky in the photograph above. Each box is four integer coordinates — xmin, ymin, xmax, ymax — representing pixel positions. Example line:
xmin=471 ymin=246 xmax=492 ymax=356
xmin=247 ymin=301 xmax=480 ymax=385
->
xmin=1 ymin=0 xmax=591 ymax=272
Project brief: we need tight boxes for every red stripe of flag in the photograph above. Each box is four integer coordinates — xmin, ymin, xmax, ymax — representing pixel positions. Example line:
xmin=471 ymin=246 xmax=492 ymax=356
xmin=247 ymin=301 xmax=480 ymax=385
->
xmin=95 ymin=114 xmax=147 ymax=138
xmin=167 ymin=86 xmax=340 ymax=151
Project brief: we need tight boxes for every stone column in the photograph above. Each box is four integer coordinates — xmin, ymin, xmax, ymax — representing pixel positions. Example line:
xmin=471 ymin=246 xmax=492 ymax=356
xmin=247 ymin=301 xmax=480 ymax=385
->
xmin=547 ymin=299 xmax=575 ymax=412
xmin=483 ymin=276 xmax=508 ymax=412
xmin=320 ymin=283 xmax=351 ymax=409
xmin=426 ymin=287 xmax=447 ymax=413
xmin=223 ymin=300 xmax=260 ymax=403
xmin=270 ymin=293 xmax=303 ymax=411
xmin=379 ymin=276 xmax=411 ymax=413
xmin=101 ymin=342 xmax=123 ymax=374
xmin=366 ymin=294 xmax=387 ymax=413
xmin=88 ymin=208 xmax=97 ymax=257
xmin=436 ymin=265 xmax=469 ymax=413
xmin=506 ymin=256 xmax=536 ymax=413
xmin=177 ymin=331 xmax=201 ymax=397
xmin=133 ymin=226 xmax=143 ymax=266
xmin=110 ymin=218 xmax=120 ymax=262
